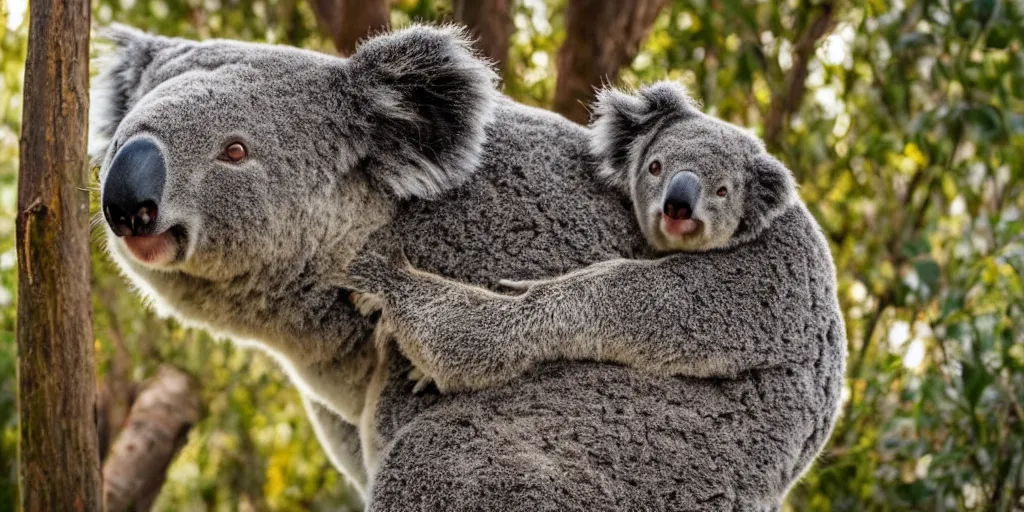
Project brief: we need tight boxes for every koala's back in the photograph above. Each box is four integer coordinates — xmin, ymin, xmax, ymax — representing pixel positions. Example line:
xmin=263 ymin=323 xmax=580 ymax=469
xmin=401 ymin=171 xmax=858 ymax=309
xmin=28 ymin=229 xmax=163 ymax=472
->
xmin=374 ymin=211 xmax=844 ymax=512
xmin=386 ymin=98 xmax=648 ymax=286
xmin=369 ymin=103 xmax=844 ymax=510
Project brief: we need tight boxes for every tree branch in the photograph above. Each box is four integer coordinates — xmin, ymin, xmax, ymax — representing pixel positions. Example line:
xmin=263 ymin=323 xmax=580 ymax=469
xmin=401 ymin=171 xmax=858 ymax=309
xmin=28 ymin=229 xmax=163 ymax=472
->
xmin=309 ymin=0 xmax=390 ymax=56
xmin=553 ymin=0 xmax=667 ymax=124
xmin=16 ymin=0 xmax=101 ymax=509
xmin=763 ymin=1 xmax=838 ymax=151
xmin=452 ymin=0 xmax=513 ymax=73
xmin=102 ymin=366 xmax=201 ymax=512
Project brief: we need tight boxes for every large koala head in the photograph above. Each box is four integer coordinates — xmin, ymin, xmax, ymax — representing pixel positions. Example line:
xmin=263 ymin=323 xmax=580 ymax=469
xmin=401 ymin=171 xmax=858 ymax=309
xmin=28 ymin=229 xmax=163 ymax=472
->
xmin=590 ymin=82 xmax=797 ymax=253
xmin=92 ymin=25 xmax=497 ymax=286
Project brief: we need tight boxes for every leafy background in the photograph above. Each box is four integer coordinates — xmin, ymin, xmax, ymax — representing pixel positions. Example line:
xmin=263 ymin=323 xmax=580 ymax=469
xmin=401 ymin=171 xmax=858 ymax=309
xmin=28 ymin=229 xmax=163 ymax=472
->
xmin=0 ymin=0 xmax=1022 ymax=510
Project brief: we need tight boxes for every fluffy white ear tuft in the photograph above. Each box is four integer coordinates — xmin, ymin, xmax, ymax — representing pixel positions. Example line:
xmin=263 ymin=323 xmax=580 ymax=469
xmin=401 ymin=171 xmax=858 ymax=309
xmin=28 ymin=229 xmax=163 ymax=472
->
xmin=89 ymin=25 xmax=188 ymax=160
xmin=733 ymin=153 xmax=798 ymax=245
xmin=589 ymin=81 xmax=698 ymax=192
xmin=345 ymin=24 xmax=501 ymax=199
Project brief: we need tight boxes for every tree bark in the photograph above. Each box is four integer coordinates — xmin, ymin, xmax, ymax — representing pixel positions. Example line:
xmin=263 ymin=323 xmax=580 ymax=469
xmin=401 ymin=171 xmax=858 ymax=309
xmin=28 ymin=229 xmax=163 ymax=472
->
xmin=762 ymin=1 xmax=837 ymax=151
xmin=102 ymin=366 xmax=201 ymax=512
xmin=452 ymin=0 xmax=514 ymax=72
xmin=309 ymin=0 xmax=391 ymax=56
xmin=16 ymin=0 xmax=100 ymax=510
xmin=553 ymin=0 xmax=667 ymax=124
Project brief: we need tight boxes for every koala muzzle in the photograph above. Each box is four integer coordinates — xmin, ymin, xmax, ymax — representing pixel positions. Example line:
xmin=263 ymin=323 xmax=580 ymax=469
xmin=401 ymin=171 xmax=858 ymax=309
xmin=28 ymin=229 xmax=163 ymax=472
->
xmin=102 ymin=138 xmax=166 ymax=237
xmin=663 ymin=171 xmax=701 ymax=220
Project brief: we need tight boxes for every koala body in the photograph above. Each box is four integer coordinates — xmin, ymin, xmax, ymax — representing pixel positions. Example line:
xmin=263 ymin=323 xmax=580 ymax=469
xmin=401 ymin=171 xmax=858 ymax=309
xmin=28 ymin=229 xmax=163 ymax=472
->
xmin=95 ymin=25 xmax=845 ymax=511
xmin=352 ymin=82 xmax=831 ymax=393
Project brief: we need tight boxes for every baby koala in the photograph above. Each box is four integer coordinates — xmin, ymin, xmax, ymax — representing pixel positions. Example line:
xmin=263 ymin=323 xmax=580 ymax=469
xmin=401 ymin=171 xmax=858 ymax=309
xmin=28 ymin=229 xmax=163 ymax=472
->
xmin=349 ymin=82 xmax=839 ymax=393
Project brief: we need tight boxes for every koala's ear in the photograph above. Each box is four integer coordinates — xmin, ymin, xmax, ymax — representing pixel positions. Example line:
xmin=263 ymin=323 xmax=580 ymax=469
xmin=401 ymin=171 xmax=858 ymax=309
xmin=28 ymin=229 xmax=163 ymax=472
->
xmin=736 ymin=153 xmax=798 ymax=243
xmin=89 ymin=25 xmax=193 ymax=157
xmin=344 ymin=25 xmax=499 ymax=199
xmin=589 ymin=81 xmax=698 ymax=192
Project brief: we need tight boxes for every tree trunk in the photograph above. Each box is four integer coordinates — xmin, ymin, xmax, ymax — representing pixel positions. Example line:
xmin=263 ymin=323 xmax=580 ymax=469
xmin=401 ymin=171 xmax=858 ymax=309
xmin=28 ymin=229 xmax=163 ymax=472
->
xmin=16 ymin=0 xmax=100 ymax=510
xmin=553 ymin=0 xmax=667 ymax=124
xmin=452 ymin=0 xmax=514 ymax=72
xmin=102 ymin=366 xmax=201 ymax=512
xmin=762 ymin=1 xmax=837 ymax=151
xmin=309 ymin=0 xmax=391 ymax=56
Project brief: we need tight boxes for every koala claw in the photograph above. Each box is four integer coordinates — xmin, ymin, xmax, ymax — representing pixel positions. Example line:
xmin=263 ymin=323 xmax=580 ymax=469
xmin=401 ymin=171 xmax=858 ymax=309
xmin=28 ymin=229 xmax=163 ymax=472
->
xmin=408 ymin=368 xmax=435 ymax=394
xmin=497 ymin=278 xmax=544 ymax=291
xmin=347 ymin=249 xmax=416 ymax=297
xmin=349 ymin=291 xmax=384 ymax=317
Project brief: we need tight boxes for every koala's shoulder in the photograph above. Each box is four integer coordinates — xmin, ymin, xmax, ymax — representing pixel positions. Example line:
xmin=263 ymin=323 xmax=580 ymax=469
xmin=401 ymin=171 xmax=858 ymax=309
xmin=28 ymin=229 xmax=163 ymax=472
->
xmin=750 ymin=203 xmax=832 ymax=269
xmin=484 ymin=98 xmax=590 ymax=158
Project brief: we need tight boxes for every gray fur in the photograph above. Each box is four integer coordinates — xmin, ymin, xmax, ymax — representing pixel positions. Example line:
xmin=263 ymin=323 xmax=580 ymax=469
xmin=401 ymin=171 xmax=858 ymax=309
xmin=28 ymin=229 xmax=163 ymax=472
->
xmin=591 ymin=82 xmax=796 ymax=251
xmin=94 ymin=26 xmax=844 ymax=511
xmin=301 ymin=396 xmax=368 ymax=496
xmin=92 ymin=24 xmax=496 ymax=427
xmin=350 ymin=86 xmax=846 ymax=508
xmin=350 ymin=82 xmax=826 ymax=392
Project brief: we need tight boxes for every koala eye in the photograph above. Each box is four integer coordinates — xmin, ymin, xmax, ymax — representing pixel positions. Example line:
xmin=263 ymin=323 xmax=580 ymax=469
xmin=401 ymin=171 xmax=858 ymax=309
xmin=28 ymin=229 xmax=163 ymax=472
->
xmin=219 ymin=142 xmax=247 ymax=163
xmin=716 ymin=186 xmax=728 ymax=197
xmin=648 ymin=160 xmax=662 ymax=176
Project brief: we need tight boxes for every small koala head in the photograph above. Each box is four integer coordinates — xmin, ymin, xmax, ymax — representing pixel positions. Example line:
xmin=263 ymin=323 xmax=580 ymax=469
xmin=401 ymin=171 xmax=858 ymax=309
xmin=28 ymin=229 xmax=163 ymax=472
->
xmin=92 ymin=24 xmax=498 ymax=286
xmin=590 ymin=82 xmax=797 ymax=252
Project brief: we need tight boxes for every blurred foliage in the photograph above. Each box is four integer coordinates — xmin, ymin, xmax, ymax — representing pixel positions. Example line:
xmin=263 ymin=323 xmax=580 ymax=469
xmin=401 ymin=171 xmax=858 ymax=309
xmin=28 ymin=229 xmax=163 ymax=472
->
xmin=1 ymin=0 xmax=1023 ymax=510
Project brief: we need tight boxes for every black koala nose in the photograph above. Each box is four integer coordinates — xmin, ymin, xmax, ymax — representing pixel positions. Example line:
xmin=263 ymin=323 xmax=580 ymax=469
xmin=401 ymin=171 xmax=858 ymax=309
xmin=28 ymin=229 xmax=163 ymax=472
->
xmin=663 ymin=171 xmax=701 ymax=220
xmin=102 ymin=138 xmax=166 ymax=237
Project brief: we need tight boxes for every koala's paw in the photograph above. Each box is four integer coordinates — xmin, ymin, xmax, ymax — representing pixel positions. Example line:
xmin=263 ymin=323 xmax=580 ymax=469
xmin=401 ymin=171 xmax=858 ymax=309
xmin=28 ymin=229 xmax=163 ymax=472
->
xmin=395 ymin=328 xmax=530 ymax=393
xmin=347 ymin=249 xmax=415 ymax=297
xmin=349 ymin=291 xmax=384 ymax=317
xmin=407 ymin=367 xmax=435 ymax=394
xmin=496 ymin=278 xmax=545 ymax=292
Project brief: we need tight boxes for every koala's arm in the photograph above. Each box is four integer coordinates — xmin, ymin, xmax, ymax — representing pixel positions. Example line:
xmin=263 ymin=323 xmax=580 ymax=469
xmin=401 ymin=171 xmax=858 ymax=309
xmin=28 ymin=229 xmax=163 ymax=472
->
xmin=349 ymin=237 xmax=818 ymax=392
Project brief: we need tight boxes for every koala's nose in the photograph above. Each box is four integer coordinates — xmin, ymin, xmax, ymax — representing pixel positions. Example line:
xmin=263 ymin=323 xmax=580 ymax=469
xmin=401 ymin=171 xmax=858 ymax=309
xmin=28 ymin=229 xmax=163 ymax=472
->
xmin=102 ymin=138 xmax=166 ymax=237
xmin=663 ymin=171 xmax=701 ymax=220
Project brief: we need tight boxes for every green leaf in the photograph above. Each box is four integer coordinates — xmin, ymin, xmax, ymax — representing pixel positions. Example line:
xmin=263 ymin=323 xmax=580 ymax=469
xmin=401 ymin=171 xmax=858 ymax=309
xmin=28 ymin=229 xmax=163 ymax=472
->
xmin=914 ymin=258 xmax=941 ymax=290
xmin=974 ymin=0 xmax=996 ymax=24
xmin=964 ymin=104 xmax=1005 ymax=140
xmin=961 ymin=362 xmax=994 ymax=409
xmin=895 ymin=32 xmax=939 ymax=51
xmin=985 ymin=23 xmax=1013 ymax=49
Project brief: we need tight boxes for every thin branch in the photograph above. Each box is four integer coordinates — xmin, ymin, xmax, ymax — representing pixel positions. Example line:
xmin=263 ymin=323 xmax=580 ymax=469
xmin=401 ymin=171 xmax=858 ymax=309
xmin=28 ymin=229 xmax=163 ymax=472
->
xmin=553 ymin=0 xmax=668 ymax=124
xmin=452 ymin=0 xmax=513 ymax=73
xmin=763 ymin=1 xmax=838 ymax=151
xmin=309 ymin=0 xmax=390 ymax=56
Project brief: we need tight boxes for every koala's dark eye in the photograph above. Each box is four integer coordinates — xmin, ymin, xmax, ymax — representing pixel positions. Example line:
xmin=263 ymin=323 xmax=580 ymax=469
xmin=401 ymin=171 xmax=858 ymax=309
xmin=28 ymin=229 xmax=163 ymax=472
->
xmin=220 ymin=142 xmax=247 ymax=163
xmin=648 ymin=160 xmax=662 ymax=176
xmin=716 ymin=186 xmax=728 ymax=197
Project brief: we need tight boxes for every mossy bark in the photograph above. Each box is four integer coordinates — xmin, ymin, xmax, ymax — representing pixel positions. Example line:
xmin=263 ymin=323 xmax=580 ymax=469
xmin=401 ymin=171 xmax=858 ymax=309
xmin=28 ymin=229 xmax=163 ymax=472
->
xmin=15 ymin=0 xmax=100 ymax=510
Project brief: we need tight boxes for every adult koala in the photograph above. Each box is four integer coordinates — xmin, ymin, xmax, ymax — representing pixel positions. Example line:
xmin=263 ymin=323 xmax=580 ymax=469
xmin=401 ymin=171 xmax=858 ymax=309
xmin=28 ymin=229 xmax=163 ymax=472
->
xmin=93 ymin=25 xmax=842 ymax=511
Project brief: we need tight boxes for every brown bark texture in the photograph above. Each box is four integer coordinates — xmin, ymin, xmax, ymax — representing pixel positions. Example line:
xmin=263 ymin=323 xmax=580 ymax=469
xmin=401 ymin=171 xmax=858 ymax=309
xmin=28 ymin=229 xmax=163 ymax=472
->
xmin=102 ymin=366 xmax=201 ymax=512
xmin=15 ymin=0 xmax=100 ymax=510
xmin=310 ymin=0 xmax=391 ymax=56
xmin=553 ymin=0 xmax=668 ymax=124
xmin=762 ymin=1 xmax=838 ymax=150
xmin=452 ymin=0 xmax=514 ymax=71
